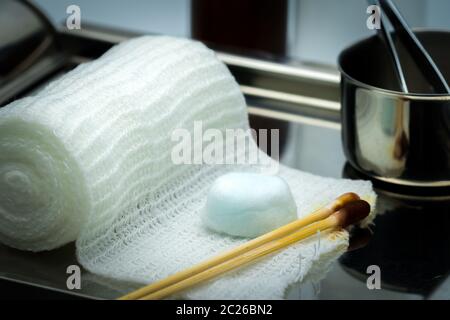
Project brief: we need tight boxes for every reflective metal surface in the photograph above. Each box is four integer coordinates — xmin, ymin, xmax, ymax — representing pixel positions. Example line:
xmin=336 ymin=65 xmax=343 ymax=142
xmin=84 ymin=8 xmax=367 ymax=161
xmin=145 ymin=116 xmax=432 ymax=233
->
xmin=0 ymin=0 xmax=66 ymax=108
xmin=339 ymin=31 xmax=450 ymax=188
xmin=341 ymin=164 xmax=450 ymax=297
xmin=54 ymin=23 xmax=342 ymax=128
xmin=0 ymin=0 xmax=58 ymax=83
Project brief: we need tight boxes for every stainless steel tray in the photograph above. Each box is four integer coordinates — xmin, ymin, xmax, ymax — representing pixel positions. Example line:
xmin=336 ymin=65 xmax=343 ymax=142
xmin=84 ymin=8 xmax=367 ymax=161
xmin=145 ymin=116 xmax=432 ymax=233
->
xmin=1 ymin=24 xmax=449 ymax=300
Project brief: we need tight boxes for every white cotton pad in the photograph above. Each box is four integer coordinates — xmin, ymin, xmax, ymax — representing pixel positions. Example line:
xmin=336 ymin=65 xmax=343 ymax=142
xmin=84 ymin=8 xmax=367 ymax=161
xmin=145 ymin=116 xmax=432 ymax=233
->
xmin=202 ymin=172 xmax=298 ymax=238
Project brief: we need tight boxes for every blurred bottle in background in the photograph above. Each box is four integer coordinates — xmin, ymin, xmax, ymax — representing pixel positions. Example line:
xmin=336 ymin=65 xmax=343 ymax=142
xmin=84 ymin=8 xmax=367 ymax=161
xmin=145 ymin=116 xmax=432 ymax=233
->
xmin=191 ymin=0 xmax=288 ymax=57
xmin=191 ymin=0 xmax=289 ymax=158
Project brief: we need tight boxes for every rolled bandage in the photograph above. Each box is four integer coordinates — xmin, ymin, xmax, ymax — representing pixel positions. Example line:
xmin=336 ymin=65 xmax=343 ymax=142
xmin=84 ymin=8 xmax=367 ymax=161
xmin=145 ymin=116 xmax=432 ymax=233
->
xmin=0 ymin=35 xmax=376 ymax=299
xmin=0 ymin=35 xmax=247 ymax=253
xmin=0 ymin=120 xmax=89 ymax=251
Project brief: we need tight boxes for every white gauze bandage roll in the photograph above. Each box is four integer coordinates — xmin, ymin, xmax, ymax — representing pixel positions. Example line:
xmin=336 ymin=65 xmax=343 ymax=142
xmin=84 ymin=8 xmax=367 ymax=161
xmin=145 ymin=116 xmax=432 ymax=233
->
xmin=0 ymin=108 xmax=89 ymax=250
xmin=0 ymin=36 xmax=376 ymax=299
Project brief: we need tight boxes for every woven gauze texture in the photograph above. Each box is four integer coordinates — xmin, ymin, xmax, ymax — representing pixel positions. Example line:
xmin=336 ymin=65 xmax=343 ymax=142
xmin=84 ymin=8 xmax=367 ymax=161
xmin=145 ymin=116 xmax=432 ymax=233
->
xmin=0 ymin=36 xmax=376 ymax=299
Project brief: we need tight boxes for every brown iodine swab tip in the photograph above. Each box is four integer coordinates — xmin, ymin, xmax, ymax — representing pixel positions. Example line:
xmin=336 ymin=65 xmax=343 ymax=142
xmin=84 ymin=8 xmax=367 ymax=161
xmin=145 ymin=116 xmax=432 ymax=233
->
xmin=330 ymin=192 xmax=360 ymax=211
xmin=333 ymin=200 xmax=371 ymax=228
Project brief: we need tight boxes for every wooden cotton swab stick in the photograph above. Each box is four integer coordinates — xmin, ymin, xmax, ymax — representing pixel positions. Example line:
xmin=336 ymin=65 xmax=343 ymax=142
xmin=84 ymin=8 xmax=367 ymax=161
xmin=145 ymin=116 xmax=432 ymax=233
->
xmin=118 ymin=192 xmax=360 ymax=300
xmin=140 ymin=200 xmax=371 ymax=300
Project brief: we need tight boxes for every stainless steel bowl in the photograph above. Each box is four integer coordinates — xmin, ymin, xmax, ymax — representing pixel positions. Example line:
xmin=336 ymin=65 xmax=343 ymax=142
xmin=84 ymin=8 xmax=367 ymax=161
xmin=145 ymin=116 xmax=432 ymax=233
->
xmin=339 ymin=30 xmax=450 ymax=188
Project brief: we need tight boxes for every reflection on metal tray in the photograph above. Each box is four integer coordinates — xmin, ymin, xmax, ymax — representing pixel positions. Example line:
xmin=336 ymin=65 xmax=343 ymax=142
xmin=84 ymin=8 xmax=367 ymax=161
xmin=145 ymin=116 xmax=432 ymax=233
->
xmin=1 ymin=20 xmax=450 ymax=300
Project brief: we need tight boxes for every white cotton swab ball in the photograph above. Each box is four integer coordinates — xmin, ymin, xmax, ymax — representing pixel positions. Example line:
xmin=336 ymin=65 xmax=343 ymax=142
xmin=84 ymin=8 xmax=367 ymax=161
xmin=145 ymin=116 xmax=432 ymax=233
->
xmin=201 ymin=172 xmax=298 ymax=238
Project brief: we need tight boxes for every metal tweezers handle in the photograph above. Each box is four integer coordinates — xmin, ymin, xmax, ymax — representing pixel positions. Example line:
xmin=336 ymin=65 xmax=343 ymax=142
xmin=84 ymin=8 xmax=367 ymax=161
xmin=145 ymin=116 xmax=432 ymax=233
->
xmin=379 ymin=0 xmax=450 ymax=94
